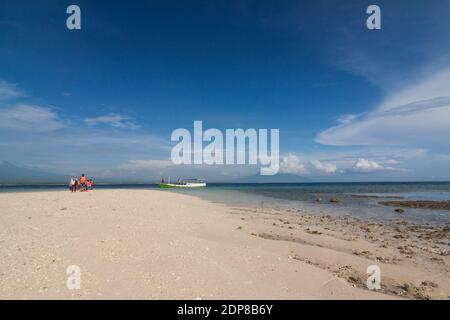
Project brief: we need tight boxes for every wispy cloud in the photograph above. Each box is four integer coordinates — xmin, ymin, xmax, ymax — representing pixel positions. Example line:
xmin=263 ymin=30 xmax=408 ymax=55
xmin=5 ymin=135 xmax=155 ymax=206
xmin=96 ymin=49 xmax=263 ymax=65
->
xmin=316 ymin=68 xmax=450 ymax=149
xmin=84 ymin=113 xmax=139 ymax=129
xmin=0 ymin=104 xmax=64 ymax=131
xmin=0 ymin=124 xmax=169 ymax=176
xmin=0 ymin=80 xmax=23 ymax=100
xmin=0 ymin=83 xmax=168 ymax=176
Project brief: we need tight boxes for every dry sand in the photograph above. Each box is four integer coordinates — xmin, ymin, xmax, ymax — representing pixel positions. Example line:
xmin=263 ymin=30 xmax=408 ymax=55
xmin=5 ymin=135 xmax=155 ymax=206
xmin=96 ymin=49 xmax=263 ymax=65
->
xmin=0 ymin=189 xmax=448 ymax=300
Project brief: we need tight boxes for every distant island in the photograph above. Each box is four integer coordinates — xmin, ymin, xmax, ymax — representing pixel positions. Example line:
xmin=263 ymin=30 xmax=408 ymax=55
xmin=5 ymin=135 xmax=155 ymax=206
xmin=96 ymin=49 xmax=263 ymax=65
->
xmin=0 ymin=160 xmax=68 ymax=184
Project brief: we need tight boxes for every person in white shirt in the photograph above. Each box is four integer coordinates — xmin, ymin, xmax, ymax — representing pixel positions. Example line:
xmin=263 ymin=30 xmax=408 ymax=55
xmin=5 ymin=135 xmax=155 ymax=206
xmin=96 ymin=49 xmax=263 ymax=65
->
xmin=69 ymin=176 xmax=76 ymax=192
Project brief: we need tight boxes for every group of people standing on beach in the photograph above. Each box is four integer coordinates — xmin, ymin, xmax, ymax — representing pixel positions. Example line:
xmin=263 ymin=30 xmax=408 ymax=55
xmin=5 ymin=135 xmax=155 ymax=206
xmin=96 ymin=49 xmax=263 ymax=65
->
xmin=69 ymin=174 xmax=93 ymax=192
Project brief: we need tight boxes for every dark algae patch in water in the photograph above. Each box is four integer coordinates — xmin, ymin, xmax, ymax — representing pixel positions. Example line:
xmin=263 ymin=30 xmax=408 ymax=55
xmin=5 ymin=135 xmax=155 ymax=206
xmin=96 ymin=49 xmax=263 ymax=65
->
xmin=380 ymin=200 xmax=450 ymax=211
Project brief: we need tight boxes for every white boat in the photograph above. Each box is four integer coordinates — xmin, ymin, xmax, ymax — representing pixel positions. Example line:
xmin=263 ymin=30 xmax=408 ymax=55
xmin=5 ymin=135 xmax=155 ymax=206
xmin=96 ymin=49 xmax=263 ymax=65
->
xmin=159 ymin=178 xmax=207 ymax=188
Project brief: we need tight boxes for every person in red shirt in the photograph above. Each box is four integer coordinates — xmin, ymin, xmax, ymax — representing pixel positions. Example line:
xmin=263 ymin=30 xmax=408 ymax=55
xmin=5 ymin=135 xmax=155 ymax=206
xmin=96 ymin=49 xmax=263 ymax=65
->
xmin=79 ymin=174 xmax=87 ymax=191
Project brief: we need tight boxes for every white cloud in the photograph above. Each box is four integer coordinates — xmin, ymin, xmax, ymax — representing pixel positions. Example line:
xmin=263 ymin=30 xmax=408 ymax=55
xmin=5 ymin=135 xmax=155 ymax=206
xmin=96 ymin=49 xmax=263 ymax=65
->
xmin=0 ymin=104 xmax=63 ymax=131
xmin=311 ymin=159 xmax=337 ymax=174
xmin=315 ymin=68 xmax=450 ymax=149
xmin=84 ymin=113 xmax=139 ymax=129
xmin=0 ymin=80 xmax=23 ymax=100
xmin=351 ymin=158 xmax=404 ymax=173
xmin=280 ymin=154 xmax=306 ymax=175
xmin=280 ymin=154 xmax=338 ymax=175
xmin=351 ymin=158 xmax=383 ymax=173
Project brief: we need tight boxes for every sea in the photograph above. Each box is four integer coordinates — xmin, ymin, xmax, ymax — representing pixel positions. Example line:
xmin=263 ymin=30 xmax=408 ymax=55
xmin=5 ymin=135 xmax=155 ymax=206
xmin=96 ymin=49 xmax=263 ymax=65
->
xmin=1 ymin=182 xmax=450 ymax=225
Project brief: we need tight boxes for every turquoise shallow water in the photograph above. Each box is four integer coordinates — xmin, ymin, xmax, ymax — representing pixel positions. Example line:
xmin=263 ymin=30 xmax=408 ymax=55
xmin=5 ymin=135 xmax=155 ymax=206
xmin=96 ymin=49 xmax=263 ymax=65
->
xmin=2 ymin=182 xmax=450 ymax=225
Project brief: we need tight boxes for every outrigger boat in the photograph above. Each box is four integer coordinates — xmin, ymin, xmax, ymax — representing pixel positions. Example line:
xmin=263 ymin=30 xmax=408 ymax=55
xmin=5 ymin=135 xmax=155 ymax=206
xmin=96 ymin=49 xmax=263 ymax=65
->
xmin=159 ymin=178 xmax=207 ymax=188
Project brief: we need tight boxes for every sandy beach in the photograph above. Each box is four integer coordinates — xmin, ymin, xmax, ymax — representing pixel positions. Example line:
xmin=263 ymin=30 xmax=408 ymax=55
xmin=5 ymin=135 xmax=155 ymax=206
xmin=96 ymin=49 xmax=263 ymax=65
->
xmin=0 ymin=189 xmax=448 ymax=300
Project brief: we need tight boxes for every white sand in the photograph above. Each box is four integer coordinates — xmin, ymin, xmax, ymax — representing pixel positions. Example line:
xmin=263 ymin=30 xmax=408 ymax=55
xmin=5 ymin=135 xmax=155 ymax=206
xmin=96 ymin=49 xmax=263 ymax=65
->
xmin=0 ymin=190 xmax=448 ymax=299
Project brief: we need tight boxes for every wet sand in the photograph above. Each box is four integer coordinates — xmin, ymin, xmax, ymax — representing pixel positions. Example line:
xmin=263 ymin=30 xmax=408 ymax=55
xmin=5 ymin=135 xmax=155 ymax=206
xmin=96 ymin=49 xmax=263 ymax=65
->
xmin=0 ymin=190 xmax=448 ymax=299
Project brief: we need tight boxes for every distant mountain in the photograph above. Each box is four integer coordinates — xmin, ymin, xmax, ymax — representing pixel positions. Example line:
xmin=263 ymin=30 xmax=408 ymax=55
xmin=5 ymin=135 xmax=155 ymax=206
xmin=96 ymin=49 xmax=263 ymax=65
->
xmin=234 ymin=173 xmax=311 ymax=183
xmin=0 ymin=161 xmax=68 ymax=184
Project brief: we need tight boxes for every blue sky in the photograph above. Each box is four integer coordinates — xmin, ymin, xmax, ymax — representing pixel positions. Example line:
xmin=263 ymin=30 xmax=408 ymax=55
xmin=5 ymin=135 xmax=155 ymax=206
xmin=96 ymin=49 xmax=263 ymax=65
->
xmin=1 ymin=0 xmax=450 ymax=181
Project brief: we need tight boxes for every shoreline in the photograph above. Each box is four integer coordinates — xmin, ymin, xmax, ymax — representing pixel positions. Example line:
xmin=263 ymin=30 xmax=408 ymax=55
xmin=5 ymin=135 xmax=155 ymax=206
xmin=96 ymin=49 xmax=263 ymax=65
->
xmin=2 ymin=183 xmax=450 ymax=224
xmin=0 ymin=190 xmax=448 ymax=299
